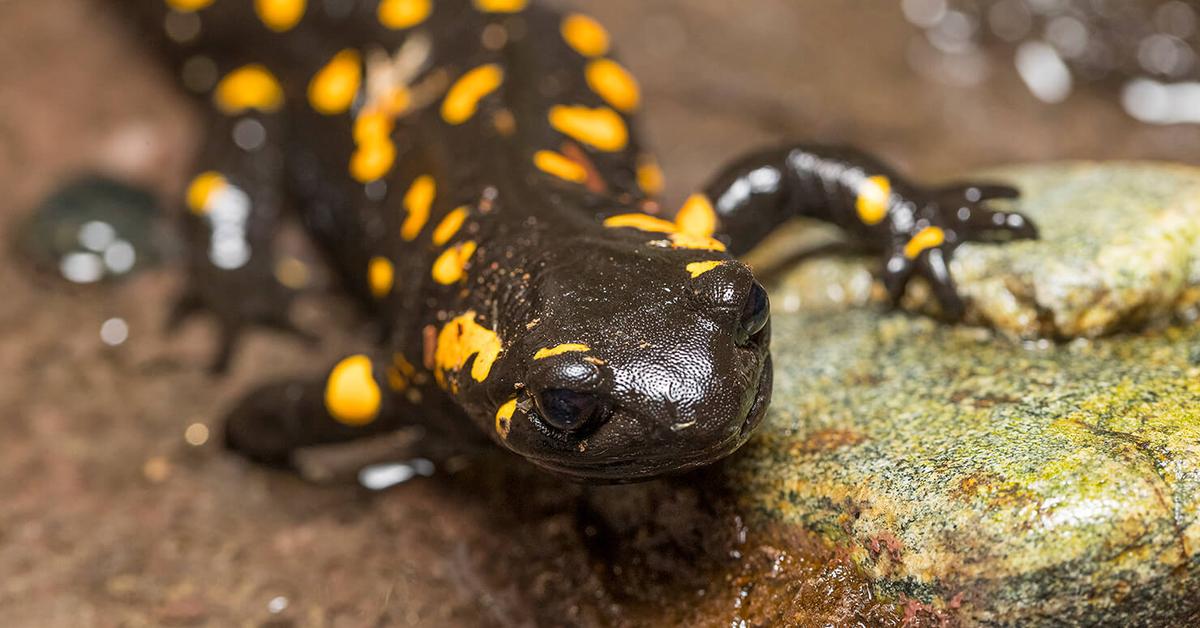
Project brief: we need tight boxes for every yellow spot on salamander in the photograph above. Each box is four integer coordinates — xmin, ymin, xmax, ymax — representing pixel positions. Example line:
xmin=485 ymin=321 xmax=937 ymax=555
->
xmin=432 ymin=206 xmax=470 ymax=246
xmin=666 ymin=232 xmax=726 ymax=251
xmin=904 ymin=226 xmax=946 ymax=259
xmin=185 ymin=171 xmax=226 ymax=215
xmin=585 ymin=59 xmax=640 ymax=113
xmin=533 ymin=343 xmax=590 ymax=360
xmin=604 ymin=193 xmax=726 ymax=251
xmin=637 ymin=156 xmax=664 ymax=196
xmin=401 ymin=175 xmax=436 ymax=241
xmin=385 ymin=353 xmax=417 ymax=392
xmin=324 ymin=355 xmax=381 ymax=426
xmin=548 ymin=105 xmax=628 ymax=152
xmin=442 ymin=64 xmax=504 ymax=125
xmin=495 ymin=398 xmax=517 ymax=439
xmin=307 ymin=49 xmax=361 ymax=115
xmin=165 ymin=0 xmax=213 ymax=11
xmin=603 ymin=213 xmax=678 ymax=234
xmin=380 ymin=87 xmax=412 ymax=116
xmin=686 ymin=260 xmax=723 ymax=278
xmin=676 ymin=194 xmax=718 ymax=237
xmin=856 ymin=175 xmax=891 ymax=226
xmin=255 ymin=0 xmax=306 ymax=32
xmin=377 ymin=0 xmax=431 ymax=29
xmin=214 ymin=64 xmax=284 ymax=114
xmin=473 ymin=0 xmax=527 ymax=13
xmin=353 ymin=110 xmax=394 ymax=145
xmin=533 ymin=150 xmax=587 ymax=184
xmin=561 ymin=13 xmax=609 ymax=57
xmin=349 ymin=136 xmax=396 ymax=183
xmin=436 ymin=311 xmax=502 ymax=384
xmin=368 ymin=256 xmax=394 ymax=298
xmin=432 ymin=241 xmax=478 ymax=285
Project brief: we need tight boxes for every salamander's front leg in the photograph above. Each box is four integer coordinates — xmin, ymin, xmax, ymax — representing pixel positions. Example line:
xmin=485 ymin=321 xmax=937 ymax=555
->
xmin=223 ymin=354 xmax=408 ymax=467
xmin=171 ymin=104 xmax=311 ymax=372
xmin=702 ymin=145 xmax=1038 ymax=318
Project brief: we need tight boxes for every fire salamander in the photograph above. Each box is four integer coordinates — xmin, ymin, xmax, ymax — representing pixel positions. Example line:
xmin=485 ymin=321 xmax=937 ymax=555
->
xmin=118 ymin=0 xmax=1036 ymax=481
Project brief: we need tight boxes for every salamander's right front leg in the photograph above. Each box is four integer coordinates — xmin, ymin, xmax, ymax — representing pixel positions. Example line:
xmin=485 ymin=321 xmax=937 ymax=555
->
xmin=700 ymin=145 xmax=1038 ymax=318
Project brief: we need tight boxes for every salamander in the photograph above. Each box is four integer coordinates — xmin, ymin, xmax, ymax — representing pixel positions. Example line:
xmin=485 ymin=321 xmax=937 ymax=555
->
xmin=116 ymin=0 xmax=1036 ymax=481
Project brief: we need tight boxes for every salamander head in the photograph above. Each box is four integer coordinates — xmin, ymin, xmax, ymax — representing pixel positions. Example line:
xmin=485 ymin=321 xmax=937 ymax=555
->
xmin=447 ymin=236 xmax=772 ymax=482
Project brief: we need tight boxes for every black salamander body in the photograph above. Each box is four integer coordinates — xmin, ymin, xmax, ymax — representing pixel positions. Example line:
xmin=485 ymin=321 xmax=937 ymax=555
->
xmin=122 ymin=0 xmax=1036 ymax=481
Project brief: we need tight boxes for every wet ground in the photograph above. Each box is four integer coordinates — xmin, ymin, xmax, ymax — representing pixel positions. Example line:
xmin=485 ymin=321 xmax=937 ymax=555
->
xmin=1 ymin=1 xmax=1198 ymax=626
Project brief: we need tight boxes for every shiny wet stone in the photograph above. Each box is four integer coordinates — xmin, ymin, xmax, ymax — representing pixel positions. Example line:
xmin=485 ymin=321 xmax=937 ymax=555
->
xmin=16 ymin=176 xmax=166 ymax=284
xmin=731 ymin=163 xmax=1200 ymax=625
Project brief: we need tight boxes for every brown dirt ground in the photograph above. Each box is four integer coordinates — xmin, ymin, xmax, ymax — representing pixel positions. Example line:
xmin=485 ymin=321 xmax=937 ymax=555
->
xmin=1 ymin=1 xmax=1197 ymax=626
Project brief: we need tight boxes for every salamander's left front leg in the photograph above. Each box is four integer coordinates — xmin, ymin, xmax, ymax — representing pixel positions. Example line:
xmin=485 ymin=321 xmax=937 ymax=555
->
xmin=700 ymin=145 xmax=1038 ymax=318
xmin=224 ymin=354 xmax=407 ymax=467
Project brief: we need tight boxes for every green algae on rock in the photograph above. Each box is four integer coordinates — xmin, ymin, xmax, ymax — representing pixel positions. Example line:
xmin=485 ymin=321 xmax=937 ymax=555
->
xmin=728 ymin=309 xmax=1200 ymax=624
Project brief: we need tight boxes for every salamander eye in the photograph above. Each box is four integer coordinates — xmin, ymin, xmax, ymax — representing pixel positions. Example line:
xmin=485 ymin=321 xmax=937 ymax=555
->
xmin=535 ymin=389 xmax=609 ymax=433
xmin=738 ymin=282 xmax=770 ymax=343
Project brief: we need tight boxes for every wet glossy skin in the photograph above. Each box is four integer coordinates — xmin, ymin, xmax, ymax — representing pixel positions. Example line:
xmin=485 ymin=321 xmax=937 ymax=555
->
xmin=118 ymin=0 xmax=1035 ymax=482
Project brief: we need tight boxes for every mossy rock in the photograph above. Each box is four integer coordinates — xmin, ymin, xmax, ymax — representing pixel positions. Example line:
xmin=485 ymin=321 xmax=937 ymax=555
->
xmin=729 ymin=163 xmax=1200 ymax=625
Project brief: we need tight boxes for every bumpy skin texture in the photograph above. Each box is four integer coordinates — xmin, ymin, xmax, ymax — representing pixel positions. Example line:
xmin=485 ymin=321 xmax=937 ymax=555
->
xmin=119 ymin=0 xmax=1035 ymax=482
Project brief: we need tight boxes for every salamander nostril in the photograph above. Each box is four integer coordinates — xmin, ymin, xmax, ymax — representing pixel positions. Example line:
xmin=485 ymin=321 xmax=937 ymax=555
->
xmin=738 ymin=281 xmax=770 ymax=343
xmin=535 ymin=389 xmax=609 ymax=433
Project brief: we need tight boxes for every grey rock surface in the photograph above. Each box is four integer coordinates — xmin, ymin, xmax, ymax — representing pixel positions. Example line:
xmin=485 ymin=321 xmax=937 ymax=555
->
xmin=729 ymin=163 xmax=1200 ymax=625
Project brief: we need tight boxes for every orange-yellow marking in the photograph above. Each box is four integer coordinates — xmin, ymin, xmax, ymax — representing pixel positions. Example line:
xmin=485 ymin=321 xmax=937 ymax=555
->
xmin=604 ymin=193 xmax=726 ymax=251
xmin=676 ymin=194 xmax=718 ymax=237
xmin=214 ymin=64 xmax=284 ymax=114
xmin=435 ymin=311 xmax=502 ymax=384
xmin=377 ymin=0 xmax=431 ymax=29
xmin=166 ymin=0 xmax=213 ymax=11
xmin=686 ymin=260 xmax=723 ymax=278
xmin=353 ymin=110 xmax=394 ymax=145
xmin=401 ymin=175 xmax=436 ymax=241
xmin=368 ymin=256 xmax=394 ymax=298
xmin=533 ymin=150 xmax=588 ymax=184
xmin=350 ymin=136 xmax=396 ymax=183
xmin=561 ymin=13 xmax=609 ymax=57
xmin=495 ymin=398 xmax=517 ymax=439
xmin=255 ymin=0 xmax=306 ymax=32
xmin=432 ymin=241 xmax=478 ymax=285
xmin=473 ymin=0 xmax=527 ymax=12
xmin=603 ymin=213 xmax=678 ymax=234
xmin=308 ymin=49 xmax=362 ymax=115
xmin=432 ymin=206 xmax=470 ymax=246
xmin=533 ymin=343 xmax=590 ymax=360
xmin=442 ymin=64 xmax=504 ymax=125
xmin=904 ymin=226 xmax=946 ymax=259
xmin=856 ymin=175 xmax=892 ymax=225
xmin=548 ymin=105 xmax=628 ymax=152
xmin=385 ymin=353 xmax=417 ymax=392
xmin=185 ymin=171 xmax=226 ymax=215
xmin=585 ymin=59 xmax=640 ymax=112
xmin=324 ymin=355 xmax=381 ymax=426
xmin=637 ymin=156 xmax=664 ymax=196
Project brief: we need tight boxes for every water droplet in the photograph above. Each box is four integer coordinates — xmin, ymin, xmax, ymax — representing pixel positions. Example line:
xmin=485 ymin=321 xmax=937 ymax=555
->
xmin=266 ymin=596 xmax=289 ymax=614
xmin=61 ymin=252 xmax=105 ymax=284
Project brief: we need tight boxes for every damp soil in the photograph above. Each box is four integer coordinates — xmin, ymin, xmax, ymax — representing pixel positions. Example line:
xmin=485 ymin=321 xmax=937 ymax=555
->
xmin=1 ymin=1 xmax=1196 ymax=626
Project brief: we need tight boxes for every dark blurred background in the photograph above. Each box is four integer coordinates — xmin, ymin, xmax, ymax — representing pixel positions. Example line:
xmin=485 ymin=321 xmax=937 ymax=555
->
xmin=0 ymin=0 xmax=1197 ymax=625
